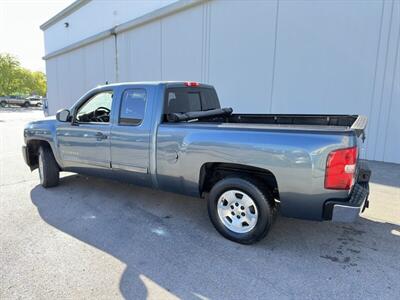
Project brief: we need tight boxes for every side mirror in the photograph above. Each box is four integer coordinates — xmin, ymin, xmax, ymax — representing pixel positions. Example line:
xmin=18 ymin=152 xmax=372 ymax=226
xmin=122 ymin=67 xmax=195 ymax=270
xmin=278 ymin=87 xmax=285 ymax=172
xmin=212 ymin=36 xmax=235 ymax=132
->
xmin=56 ymin=109 xmax=71 ymax=122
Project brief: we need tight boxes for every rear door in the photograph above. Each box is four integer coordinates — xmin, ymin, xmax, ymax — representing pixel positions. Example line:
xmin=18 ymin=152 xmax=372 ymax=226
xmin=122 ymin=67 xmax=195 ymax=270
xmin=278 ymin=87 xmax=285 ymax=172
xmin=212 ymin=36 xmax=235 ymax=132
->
xmin=110 ymin=86 xmax=152 ymax=186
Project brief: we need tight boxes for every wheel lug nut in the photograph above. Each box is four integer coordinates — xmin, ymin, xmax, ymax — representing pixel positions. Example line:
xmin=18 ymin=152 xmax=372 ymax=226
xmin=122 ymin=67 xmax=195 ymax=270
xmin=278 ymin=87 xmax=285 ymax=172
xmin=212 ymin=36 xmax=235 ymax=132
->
xmin=235 ymin=203 xmax=239 ymax=207
xmin=240 ymin=206 xmax=244 ymax=210
xmin=231 ymin=212 xmax=235 ymax=216
xmin=230 ymin=205 xmax=234 ymax=209
xmin=241 ymin=212 xmax=245 ymax=216
xmin=236 ymin=215 xmax=240 ymax=219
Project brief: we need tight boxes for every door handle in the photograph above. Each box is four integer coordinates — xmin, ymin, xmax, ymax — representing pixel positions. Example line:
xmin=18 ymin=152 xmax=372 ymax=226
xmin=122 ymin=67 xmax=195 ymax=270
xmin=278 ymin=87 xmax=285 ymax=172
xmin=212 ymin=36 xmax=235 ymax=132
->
xmin=95 ymin=132 xmax=107 ymax=140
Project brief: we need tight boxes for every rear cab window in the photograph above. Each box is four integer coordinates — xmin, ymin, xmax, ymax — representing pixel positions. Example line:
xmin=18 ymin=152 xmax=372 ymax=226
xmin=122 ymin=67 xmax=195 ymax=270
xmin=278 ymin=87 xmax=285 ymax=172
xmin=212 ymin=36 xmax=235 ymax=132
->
xmin=164 ymin=86 xmax=220 ymax=117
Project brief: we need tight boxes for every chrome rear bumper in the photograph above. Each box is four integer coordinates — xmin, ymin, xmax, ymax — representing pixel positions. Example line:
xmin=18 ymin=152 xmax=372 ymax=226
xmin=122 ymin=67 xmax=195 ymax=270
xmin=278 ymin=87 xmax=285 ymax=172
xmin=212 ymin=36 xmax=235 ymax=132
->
xmin=324 ymin=161 xmax=371 ymax=222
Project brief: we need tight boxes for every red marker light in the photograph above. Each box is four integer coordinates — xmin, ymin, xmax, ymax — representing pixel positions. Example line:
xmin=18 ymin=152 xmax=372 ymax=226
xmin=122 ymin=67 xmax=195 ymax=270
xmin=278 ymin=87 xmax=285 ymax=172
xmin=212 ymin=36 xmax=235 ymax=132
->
xmin=184 ymin=81 xmax=200 ymax=87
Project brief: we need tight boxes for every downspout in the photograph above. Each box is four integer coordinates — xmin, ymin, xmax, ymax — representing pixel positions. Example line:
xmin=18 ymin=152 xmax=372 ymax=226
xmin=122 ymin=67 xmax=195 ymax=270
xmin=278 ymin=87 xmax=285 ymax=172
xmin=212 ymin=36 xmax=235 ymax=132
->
xmin=111 ymin=26 xmax=119 ymax=82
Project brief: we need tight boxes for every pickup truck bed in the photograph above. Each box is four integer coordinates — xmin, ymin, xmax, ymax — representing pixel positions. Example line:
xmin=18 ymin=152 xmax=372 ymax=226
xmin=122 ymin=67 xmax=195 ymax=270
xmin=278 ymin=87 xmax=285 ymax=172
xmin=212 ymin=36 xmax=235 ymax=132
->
xmin=22 ymin=81 xmax=370 ymax=244
xmin=169 ymin=110 xmax=367 ymax=135
xmin=156 ymin=118 xmax=367 ymax=221
xmin=222 ymin=114 xmax=366 ymax=136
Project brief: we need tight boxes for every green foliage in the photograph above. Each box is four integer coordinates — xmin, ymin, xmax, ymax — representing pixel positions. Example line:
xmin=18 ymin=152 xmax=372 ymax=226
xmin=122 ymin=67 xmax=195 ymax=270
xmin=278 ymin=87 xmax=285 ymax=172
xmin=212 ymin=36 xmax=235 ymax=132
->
xmin=0 ymin=53 xmax=47 ymax=97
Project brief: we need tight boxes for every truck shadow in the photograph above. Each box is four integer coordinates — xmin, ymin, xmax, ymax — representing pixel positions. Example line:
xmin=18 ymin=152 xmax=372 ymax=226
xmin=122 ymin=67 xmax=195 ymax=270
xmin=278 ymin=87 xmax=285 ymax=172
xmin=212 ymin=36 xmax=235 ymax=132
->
xmin=30 ymin=174 xmax=400 ymax=299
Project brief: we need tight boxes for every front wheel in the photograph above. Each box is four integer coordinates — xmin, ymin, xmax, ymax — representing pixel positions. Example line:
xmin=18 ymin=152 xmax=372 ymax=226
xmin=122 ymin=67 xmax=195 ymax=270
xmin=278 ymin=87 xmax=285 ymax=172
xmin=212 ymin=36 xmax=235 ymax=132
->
xmin=23 ymin=101 xmax=30 ymax=107
xmin=207 ymin=177 xmax=275 ymax=244
xmin=0 ymin=101 xmax=6 ymax=107
xmin=38 ymin=146 xmax=60 ymax=188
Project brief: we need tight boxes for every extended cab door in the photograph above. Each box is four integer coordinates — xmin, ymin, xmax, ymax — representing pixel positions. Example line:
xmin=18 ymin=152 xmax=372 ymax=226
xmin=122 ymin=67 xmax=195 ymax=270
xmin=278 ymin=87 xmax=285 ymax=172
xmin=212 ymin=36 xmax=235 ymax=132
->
xmin=110 ymin=87 xmax=152 ymax=186
xmin=56 ymin=89 xmax=114 ymax=170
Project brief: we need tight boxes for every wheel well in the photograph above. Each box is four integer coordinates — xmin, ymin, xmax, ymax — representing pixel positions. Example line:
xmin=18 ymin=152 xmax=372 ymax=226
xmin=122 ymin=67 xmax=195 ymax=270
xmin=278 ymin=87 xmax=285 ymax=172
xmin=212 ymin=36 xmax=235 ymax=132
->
xmin=199 ymin=163 xmax=280 ymax=200
xmin=26 ymin=140 xmax=52 ymax=169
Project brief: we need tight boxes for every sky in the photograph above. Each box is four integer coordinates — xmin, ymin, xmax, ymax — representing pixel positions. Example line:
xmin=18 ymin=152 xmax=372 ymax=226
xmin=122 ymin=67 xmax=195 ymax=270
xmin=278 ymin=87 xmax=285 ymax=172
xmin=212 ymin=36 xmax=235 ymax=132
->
xmin=0 ymin=0 xmax=74 ymax=73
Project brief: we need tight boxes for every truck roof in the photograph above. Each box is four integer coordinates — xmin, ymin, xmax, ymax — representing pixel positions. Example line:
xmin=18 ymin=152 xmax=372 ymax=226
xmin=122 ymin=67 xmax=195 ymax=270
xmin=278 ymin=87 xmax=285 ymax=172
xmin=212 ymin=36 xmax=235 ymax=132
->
xmin=95 ymin=81 xmax=214 ymax=89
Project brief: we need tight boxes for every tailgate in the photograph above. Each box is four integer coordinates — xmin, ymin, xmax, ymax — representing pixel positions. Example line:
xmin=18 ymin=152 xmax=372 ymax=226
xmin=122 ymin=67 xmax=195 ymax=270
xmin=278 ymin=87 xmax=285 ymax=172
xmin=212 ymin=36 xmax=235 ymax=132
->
xmin=350 ymin=115 xmax=368 ymax=140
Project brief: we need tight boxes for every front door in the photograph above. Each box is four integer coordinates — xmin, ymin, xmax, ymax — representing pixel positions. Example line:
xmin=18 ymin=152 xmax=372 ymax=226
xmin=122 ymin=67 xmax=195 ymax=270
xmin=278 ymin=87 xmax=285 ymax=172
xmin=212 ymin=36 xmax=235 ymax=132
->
xmin=110 ymin=87 xmax=151 ymax=185
xmin=57 ymin=90 xmax=113 ymax=170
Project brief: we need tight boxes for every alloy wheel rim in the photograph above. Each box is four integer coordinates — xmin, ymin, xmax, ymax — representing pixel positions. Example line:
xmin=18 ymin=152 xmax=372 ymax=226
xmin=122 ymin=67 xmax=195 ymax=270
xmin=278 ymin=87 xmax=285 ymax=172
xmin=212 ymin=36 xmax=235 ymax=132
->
xmin=217 ymin=190 xmax=258 ymax=233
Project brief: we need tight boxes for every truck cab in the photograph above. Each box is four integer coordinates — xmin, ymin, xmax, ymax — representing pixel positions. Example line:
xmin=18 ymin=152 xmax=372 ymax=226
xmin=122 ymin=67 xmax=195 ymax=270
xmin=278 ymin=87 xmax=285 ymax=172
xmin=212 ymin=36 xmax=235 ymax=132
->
xmin=25 ymin=82 xmax=219 ymax=185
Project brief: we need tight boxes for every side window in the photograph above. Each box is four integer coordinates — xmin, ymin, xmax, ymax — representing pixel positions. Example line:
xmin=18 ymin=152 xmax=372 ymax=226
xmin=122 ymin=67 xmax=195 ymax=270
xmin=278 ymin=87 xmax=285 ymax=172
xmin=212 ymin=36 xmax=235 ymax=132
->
xmin=119 ymin=89 xmax=146 ymax=126
xmin=76 ymin=91 xmax=113 ymax=123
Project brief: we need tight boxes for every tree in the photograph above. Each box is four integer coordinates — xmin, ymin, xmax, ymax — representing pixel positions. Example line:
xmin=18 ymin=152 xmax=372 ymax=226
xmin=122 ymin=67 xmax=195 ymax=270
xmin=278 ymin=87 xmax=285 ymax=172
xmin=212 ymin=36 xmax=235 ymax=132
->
xmin=0 ymin=53 xmax=20 ymax=96
xmin=0 ymin=53 xmax=47 ymax=97
xmin=30 ymin=71 xmax=47 ymax=96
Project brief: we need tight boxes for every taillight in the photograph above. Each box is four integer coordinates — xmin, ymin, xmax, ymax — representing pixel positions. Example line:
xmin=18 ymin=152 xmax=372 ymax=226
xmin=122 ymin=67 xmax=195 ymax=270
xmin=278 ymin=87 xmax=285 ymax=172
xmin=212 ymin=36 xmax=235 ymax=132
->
xmin=184 ymin=81 xmax=200 ymax=87
xmin=325 ymin=147 xmax=357 ymax=190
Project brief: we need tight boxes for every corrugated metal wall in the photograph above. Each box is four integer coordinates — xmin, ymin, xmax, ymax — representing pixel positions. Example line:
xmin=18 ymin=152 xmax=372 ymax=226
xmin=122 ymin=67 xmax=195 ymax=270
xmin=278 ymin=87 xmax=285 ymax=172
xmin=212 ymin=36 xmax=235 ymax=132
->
xmin=45 ymin=36 xmax=116 ymax=111
xmin=45 ymin=0 xmax=400 ymax=163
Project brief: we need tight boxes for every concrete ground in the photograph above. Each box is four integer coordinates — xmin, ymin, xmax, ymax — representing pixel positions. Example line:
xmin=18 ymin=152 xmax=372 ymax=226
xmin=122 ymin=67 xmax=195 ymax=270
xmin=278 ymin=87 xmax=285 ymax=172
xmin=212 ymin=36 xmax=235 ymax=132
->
xmin=1 ymin=109 xmax=399 ymax=300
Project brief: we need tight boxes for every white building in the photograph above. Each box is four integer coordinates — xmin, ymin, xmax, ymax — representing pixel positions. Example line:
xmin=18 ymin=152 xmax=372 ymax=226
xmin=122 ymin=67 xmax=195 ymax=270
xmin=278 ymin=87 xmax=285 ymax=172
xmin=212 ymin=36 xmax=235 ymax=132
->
xmin=41 ymin=0 xmax=400 ymax=163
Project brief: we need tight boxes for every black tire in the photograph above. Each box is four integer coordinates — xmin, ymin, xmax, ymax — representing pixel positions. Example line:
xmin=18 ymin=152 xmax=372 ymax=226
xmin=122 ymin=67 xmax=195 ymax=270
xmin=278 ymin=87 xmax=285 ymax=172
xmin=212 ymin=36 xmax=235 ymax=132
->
xmin=0 ymin=101 xmax=6 ymax=107
xmin=38 ymin=145 xmax=60 ymax=188
xmin=23 ymin=101 xmax=30 ymax=107
xmin=207 ymin=177 xmax=275 ymax=244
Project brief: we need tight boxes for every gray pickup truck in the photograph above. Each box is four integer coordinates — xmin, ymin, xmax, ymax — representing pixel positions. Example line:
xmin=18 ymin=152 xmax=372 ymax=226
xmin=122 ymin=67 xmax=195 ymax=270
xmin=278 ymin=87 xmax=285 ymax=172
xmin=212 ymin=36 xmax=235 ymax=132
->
xmin=23 ymin=82 xmax=371 ymax=244
xmin=1 ymin=95 xmax=42 ymax=107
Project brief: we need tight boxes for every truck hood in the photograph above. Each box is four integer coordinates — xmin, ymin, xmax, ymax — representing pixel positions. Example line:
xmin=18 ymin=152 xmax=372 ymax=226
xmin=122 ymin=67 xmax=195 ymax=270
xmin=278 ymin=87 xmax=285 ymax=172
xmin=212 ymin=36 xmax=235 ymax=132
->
xmin=25 ymin=116 xmax=56 ymax=129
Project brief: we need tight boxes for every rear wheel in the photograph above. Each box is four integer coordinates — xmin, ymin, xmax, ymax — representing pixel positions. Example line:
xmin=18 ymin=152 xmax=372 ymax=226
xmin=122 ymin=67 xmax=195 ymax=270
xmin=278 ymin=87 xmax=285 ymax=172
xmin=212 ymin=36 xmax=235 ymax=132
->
xmin=0 ymin=101 xmax=6 ymax=107
xmin=207 ymin=177 xmax=275 ymax=244
xmin=38 ymin=146 xmax=60 ymax=188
